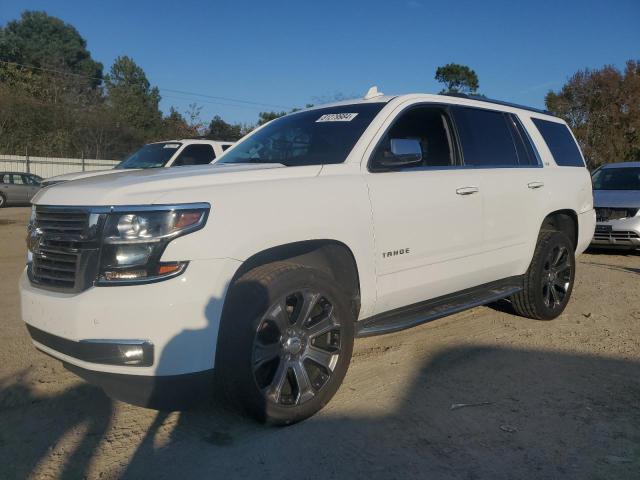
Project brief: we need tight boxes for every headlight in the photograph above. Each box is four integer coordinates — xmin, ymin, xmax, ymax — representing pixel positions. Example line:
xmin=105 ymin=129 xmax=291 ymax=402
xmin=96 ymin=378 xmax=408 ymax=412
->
xmin=97 ymin=204 xmax=209 ymax=284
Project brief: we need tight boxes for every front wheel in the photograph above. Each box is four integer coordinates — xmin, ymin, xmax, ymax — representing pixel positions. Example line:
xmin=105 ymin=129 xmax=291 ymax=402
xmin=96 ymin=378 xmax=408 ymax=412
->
xmin=216 ymin=262 xmax=354 ymax=425
xmin=511 ymin=231 xmax=576 ymax=320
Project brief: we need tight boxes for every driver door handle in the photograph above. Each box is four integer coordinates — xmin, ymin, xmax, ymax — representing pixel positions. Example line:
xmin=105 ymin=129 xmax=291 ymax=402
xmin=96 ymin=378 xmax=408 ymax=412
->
xmin=456 ymin=186 xmax=479 ymax=196
xmin=528 ymin=181 xmax=544 ymax=189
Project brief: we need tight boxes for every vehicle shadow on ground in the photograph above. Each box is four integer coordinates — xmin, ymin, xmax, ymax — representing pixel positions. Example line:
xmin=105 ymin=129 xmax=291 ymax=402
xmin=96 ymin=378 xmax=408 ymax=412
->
xmin=0 ymin=370 xmax=113 ymax=479
xmin=4 ymin=280 xmax=640 ymax=479
xmin=117 ymin=344 xmax=640 ymax=479
xmin=122 ymin=276 xmax=640 ymax=479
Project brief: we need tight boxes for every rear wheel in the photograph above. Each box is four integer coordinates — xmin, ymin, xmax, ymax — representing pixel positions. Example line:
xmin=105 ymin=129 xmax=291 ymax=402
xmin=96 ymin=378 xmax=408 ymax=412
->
xmin=217 ymin=262 xmax=354 ymax=425
xmin=0 ymin=193 xmax=6 ymax=208
xmin=511 ymin=231 xmax=575 ymax=320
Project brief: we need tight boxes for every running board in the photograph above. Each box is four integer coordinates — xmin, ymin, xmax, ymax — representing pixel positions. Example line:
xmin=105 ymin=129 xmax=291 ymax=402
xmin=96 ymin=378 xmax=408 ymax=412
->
xmin=356 ymin=276 xmax=523 ymax=338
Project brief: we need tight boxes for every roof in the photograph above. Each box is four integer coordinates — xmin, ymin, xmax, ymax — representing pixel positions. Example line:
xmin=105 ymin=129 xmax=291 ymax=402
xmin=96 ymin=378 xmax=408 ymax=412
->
xmin=600 ymin=161 xmax=640 ymax=169
xmin=442 ymin=93 xmax=550 ymax=115
xmin=296 ymin=90 xmax=557 ymax=119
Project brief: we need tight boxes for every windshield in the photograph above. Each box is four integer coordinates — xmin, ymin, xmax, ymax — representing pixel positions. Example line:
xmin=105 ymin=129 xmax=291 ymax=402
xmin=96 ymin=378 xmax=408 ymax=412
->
xmin=115 ymin=142 xmax=182 ymax=169
xmin=219 ymin=103 xmax=385 ymax=167
xmin=592 ymin=167 xmax=640 ymax=190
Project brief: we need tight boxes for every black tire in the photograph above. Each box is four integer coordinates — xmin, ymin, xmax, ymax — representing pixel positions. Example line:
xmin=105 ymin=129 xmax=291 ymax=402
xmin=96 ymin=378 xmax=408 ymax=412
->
xmin=0 ymin=193 xmax=6 ymax=208
xmin=216 ymin=262 xmax=355 ymax=425
xmin=511 ymin=231 xmax=575 ymax=320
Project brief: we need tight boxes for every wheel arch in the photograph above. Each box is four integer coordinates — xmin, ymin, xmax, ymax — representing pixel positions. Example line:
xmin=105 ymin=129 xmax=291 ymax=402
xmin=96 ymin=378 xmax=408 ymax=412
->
xmin=540 ymin=209 xmax=579 ymax=251
xmin=232 ymin=240 xmax=362 ymax=318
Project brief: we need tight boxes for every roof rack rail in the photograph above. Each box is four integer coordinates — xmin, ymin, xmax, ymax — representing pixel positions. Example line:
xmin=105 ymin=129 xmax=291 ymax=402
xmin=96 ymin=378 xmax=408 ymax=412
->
xmin=443 ymin=93 xmax=551 ymax=115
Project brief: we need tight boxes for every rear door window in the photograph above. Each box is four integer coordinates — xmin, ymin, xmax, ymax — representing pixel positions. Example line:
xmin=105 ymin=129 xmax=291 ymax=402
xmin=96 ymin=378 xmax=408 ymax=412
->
xmin=452 ymin=107 xmax=520 ymax=167
xmin=172 ymin=144 xmax=216 ymax=166
xmin=531 ymin=118 xmax=584 ymax=167
xmin=11 ymin=174 xmax=26 ymax=185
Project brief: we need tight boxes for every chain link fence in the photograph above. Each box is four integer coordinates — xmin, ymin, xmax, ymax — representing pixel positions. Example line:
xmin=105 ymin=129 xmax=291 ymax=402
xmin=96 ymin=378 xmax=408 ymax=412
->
xmin=0 ymin=154 xmax=119 ymax=179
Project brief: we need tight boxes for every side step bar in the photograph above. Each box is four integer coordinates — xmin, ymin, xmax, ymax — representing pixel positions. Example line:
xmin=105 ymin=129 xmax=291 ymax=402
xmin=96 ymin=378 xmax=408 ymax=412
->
xmin=356 ymin=276 xmax=523 ymax=338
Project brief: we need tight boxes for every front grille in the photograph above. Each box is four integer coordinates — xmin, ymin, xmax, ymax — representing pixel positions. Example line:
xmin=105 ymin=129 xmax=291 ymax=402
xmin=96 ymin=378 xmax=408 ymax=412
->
xmin=595 ymin=207 xmax=638 ymax=222
xmin=28 ymin=207 xmax=103 ymax=292
xmin=593 ymin=226 xmax=640 ymax=244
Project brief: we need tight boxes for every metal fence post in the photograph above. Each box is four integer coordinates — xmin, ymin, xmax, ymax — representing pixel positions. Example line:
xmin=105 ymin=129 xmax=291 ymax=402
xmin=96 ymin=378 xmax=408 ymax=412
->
xmin=82 ymin=151 xmax=85 ymax=172
xmin=25 ymin=146 xmax=30 ymax=173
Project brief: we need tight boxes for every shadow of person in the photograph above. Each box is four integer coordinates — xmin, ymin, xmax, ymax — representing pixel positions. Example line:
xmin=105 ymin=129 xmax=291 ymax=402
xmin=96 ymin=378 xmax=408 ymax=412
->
xmin=0 ymin=373 xmax=113 ymax=480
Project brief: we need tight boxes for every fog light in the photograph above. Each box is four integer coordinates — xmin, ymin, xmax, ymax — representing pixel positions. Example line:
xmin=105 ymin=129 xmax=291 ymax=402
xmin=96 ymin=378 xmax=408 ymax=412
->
xmin=115 ymin=245 xmax=153 ymax=266
xmin=119 ymin=345 xmax=145 ymax=365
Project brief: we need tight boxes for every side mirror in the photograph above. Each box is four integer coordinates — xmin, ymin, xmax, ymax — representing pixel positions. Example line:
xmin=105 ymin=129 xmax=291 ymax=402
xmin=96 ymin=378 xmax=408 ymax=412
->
xmin=377 ymin=138 xmax=422 ymax=168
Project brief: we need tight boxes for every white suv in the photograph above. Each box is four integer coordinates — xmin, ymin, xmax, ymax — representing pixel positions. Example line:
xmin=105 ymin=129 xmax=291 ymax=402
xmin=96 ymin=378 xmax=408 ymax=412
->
xmin=20 ymin=90 xmax=595 ymax=424
xmin=40 ymin=139 xmax=234 ymax=187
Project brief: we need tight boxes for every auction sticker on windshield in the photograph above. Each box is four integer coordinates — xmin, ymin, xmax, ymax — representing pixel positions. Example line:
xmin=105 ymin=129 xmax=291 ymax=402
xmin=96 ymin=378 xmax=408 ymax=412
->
xmin=163 ymin=144 xmax=181 ymax=149
xmin=316 ymin=113 xmax=359 ymax=122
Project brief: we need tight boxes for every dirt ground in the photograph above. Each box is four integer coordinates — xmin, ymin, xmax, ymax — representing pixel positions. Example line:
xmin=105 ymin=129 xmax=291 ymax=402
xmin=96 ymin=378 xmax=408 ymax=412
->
xmin=1 ymin=206 xmax=639 ymax=480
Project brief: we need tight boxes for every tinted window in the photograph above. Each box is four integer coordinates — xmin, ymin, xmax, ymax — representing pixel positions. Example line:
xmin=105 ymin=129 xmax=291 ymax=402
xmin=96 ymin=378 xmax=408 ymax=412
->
xmin=531 ymin=118 xmax=584 ymax=167
xmin=220 ymin=103 xmax=385 ymax=167
xmin=0 ymin=174 xmax=9 ymax=184
xmin=172 ymin=144 xmax=216 ymax=166
xmin=509 ymin=115 xmax=539 ymax=166
xmin=592 ymin=167 xmax=640 ymax=190
xmin=116 ymin=142 xmax=182 ymax=169
xmin=371 ymin=106 xmax=455 ymax=169
xmin=452 ymin=107 xmax=519 ymax=166
xmin=222 ymin=144 xmax=233 ymax=151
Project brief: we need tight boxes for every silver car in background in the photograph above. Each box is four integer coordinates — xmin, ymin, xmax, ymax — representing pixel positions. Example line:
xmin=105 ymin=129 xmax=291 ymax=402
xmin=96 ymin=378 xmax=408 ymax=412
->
xmin=591 ymin=162 xmax=640 ymax=249
xmin=0 ymin=172 xmax=42 ymax=207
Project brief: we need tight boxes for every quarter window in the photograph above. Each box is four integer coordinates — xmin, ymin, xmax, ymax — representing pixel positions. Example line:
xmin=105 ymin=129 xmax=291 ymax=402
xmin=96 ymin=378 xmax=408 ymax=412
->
xmin=172 ymin=144 xmax=216 ymax=166
xmin=531 ymin=118 xmax=584 ymax=167
xmin=452 ymin=107 xmax=520 ymax=167
xmin=370 ymin=106 xmax=455 ymax=170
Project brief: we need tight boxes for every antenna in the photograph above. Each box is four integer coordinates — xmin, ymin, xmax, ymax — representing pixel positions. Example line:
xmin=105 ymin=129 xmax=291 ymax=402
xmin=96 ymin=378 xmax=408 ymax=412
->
xmin=364 ymin=85 xmax=384 ymax=100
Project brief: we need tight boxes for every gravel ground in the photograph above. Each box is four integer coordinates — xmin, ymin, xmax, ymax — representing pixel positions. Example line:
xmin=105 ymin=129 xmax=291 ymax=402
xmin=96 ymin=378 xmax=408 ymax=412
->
xmin=1 ymin=206 xmax=639 ymax=480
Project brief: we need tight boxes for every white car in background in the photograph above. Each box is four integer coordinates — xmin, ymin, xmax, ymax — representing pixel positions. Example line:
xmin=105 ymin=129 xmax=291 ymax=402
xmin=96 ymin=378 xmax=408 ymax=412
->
xmin=41 ymin=139 xmax=235 ymax=187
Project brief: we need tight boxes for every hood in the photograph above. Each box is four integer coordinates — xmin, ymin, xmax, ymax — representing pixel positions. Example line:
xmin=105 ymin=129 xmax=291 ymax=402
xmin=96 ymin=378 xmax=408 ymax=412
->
xmin=43 ymin=168 xmax=123 ymax=183
xmin=33 ymin=163 xmax=318 ymax=206
xmin=593 ymin=189 xmax=640 ymax=208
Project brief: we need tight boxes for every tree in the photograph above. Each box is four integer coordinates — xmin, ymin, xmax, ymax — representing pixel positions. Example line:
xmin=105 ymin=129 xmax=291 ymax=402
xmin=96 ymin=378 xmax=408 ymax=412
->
xmin=104 ymin=56 xmax=163 ymax=139
xmin=0 ymin=11 xmax=102 ymax=86
xmin=435 ymin=63 xmax=479 ymax=94
xmin=545 ymin=61 xmax=640 ymax=169
xmin=207 ymin=115 xmax=244 ymax=141
xmin=257 ymin=110 xmax=287 ymax=126
xmin=0 ymin=11 xmax=103 ymax=104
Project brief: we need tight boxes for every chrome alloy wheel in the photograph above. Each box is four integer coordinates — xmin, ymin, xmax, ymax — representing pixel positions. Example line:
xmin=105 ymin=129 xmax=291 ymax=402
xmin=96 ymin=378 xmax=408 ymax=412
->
xmin=541 ymin=244 xmax=572 ymax=309
xmin=252 ymin=290 xmax=342 ymax=406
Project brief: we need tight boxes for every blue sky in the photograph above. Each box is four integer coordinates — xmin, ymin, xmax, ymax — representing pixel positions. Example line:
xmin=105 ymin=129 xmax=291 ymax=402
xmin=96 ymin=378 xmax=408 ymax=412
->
xmin=1 ymin=0 xmax=638 ymax=124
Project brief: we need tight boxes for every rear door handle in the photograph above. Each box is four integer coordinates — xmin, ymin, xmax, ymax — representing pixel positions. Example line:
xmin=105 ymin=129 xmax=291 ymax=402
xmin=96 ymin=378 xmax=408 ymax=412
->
xmin=456 ymin=186 xmax=479 ymax=196
xmin=528 ymin=181 xmax=544 ymax=189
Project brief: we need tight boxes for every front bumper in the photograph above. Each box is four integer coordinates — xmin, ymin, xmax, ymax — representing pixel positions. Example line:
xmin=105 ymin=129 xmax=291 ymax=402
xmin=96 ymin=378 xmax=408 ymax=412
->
xmin=20 ymin=257 xmax=240 ymax=378
xmin=591 ymin=215 xmax=640 ymax=249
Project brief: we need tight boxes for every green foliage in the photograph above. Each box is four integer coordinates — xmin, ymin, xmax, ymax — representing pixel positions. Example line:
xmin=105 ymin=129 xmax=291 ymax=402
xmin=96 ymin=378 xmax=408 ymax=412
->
xmin=435 ymin=63 xmax=479 ymax=94
xmin=0 ymin=10 xmax=313 ymax=159
xmin=0 ymin=11 xmax=102 ymax=87
xmin=207 ymin=115 xmax=246 ymax=141
xmin=257 ymin=111 xmax=287 ymax=126
xmin=105 ymin=56 xmax=163 ymax=136
xmin=545 ymin=61 xmax=640 ymax=169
